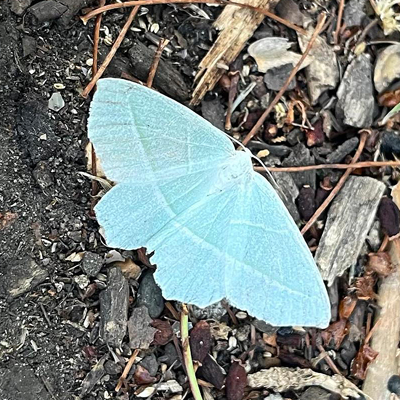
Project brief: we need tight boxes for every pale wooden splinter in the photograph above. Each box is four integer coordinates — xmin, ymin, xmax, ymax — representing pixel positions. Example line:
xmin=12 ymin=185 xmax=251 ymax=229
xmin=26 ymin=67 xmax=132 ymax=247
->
xmin=362 ymin=182 xmax=400 ymax=400
xmin=191 ymin=0 xmax=278 ymax=105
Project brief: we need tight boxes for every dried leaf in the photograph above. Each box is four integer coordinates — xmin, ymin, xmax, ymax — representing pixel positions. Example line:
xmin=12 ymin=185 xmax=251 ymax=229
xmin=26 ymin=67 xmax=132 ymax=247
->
xmin=339 ymin=295 xmax=358 ymax=320
xmin=355 ymin=274 xmax=377 ymax=300
xmin=366 ymin=252 xmax=393 ymax=277
xmin=128 ymin=306 xmax=158 ymax=349
xmin=378 ymin=89 xmax=400 ymax=107
xmin=114 ymin=258 xmax=141 ymax=279
xmin=226 ymin=362 xmax=247 ymax=400
xmin=151 ymin=319 xmax=173 ymax=345
xmin=134 ymin=365 xmax=157 ymax=385
xmin=378 ymin=197 xmax=400 ymax=238
xmin=198 ymin=354 xmax=226 ymax=390
xmin=0 ymin=212 xmax=17 ymax=230
xmin=190 ymin=321 xmax=211 ymax=363
xmin=351 ymin=344 xmax=379 ymax=380
xmin=306 ymin=120 xmax=324 ymax=147
xmin=210 ymin=321 xmax=231 ymax=340
xmin=321 ymin=319 xmax=349 ymax=349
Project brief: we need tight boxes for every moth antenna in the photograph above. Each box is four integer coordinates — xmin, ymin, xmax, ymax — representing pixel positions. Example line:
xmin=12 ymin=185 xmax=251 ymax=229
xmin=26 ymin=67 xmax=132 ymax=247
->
xmin=225 ymin=132 xmax=287 ymax=201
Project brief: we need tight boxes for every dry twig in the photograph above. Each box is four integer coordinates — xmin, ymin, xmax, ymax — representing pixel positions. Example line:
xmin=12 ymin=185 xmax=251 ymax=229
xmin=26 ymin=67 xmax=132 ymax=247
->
xmin=363 ymin=182 xmax=400 ymax=400
xmin=147 ymin=38 xmax=170 ymax=88
xmin=241 ymin=13 xmax=327 ymax=146
xmin=254 ymin=160 xmax=400 ymax=173
xmin=82 ymin=6 xmax=141 ymax=98
xmin=80 ymin=0 xmax=306 ymax=35
xmin=115 ymin=348 xmax=140 ymax=392
xmin=334 ymin=0 xmax=345 ymax=45
xmin=301 ymin=131 xmax=368 ymax=235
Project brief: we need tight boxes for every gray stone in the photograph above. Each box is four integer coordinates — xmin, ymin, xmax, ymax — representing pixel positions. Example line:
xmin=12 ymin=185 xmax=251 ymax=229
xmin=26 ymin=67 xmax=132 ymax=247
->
xmin=48 ymin=92 xmax=65 ymax=112
xmin=127 ymin=306 xmax=157 ymax=349
xmin=104 ymin=360 xmax=122 ymax=375
xmin=282 ymin=143 xmax=316 ymax=189
xmin=300 ymin=387 xmax=331 ymax=400
xmin=158 ymin=342 xmax=180 ymax=367
xmin=136 ymin=270 xmax=164 ymax=319
xmin=190 ymin=301 xmax=227 ymax=320
xmin=252 ymin=319 xmax=277 ymax=334
xmin=326 ymin=137 xmax=359 ymax=164
xmin=201 ymin=98 xmax=225 ymax=131
xmin=336 ymin=54 xmax=374 ymax=128
xmin=0 ymin=256 xmax=48 ymax=298
xmin=99 ymin=267 xmax=129 ymax=347
xmin=81 ymin=252 xmax=103 ymax=277
xmin=140 ymin=353 xmax=158 ymax=376
xmin=10 ymin=0 xmax=33 ymax=15
xmin=264 ymin=64 xmax=296 ymax=91
xmin=344 ymin=0 xmax=367 ymax=27
xmin=271 ymin=170 xmax=300 ymax=222
xmin=298 ymin=32 xmax=339 ymax=104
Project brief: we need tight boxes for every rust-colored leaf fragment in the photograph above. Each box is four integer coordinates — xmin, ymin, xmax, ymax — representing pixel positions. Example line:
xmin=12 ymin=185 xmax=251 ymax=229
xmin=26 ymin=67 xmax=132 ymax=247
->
xmin=378 ymin=89 xmax=400 ymax=107
xmin=306 ymin=119 xmax=324 ymax=147
xmin=355 ymin=274 xmax=377 ymax=300
xmin=366 ymin=252 xmax=393 ymax=277
xmin=339 ymin=295 xmax=358 ymax=319
xmin=321 ymin=318 xmax=349 ymax=349
xmin=0 ymin=212 xmax=17 ymax=230
xmin=134 ymin=365 xmax=157 ymax=385
xmin=226 ymin=362 xmax=247 ymax=400
xmin=151 ymin=319 xmax=173 ymax=345
xmin=378 ymin=197 xmax=400 ymax=238
xmin=351 ymin=344 xmax=379 ymax=380
xmin=189 ymin=320 xmax=211 ymax=363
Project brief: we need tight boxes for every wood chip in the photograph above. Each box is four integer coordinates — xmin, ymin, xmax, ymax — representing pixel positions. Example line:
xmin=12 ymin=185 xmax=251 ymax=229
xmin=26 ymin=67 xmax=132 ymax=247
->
xmin=191 ymin=0 xmax=275 ymax=105
xmin=247 ymin=367 xmax=364 ymax=399
xmin=315 ymin=176 xmax=385 ymax=285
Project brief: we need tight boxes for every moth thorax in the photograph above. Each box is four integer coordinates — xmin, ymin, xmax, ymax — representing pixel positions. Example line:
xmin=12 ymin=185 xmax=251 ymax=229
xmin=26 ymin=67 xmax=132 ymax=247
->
xmin=215 ymin=151 xmax=253 ymax=190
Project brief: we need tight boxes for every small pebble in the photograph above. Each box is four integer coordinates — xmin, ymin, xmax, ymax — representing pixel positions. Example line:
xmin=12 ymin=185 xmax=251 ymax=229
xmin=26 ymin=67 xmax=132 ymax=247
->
xmin=48 ymin=92 xmax=65 ymax=112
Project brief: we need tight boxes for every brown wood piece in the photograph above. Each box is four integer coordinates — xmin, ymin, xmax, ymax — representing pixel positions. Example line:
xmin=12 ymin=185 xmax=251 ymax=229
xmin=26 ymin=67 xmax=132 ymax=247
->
xmin=190 ymin=0 xmax=277 ymax=105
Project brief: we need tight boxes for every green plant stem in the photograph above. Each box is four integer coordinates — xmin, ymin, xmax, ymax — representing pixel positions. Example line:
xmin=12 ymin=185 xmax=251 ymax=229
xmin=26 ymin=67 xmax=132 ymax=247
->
xmin=180 ymin=304 xmax=203 ymax=400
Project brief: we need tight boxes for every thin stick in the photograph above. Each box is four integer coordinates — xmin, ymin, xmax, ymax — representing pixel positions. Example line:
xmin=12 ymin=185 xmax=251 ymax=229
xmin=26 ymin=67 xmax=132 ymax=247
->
xmin=146 ymin=38 xmax=170 ymax=88
xmin=301 ymin=132 xmax=368 ymax=235
xmin=317 ymin=343 xmax=342 ymax=375
xmin=254 ymin=160 xmax=400 ymax=173
xmin=115 ymin=348 xmax=140 ymax=392
xmin=334 ymin=0 xmax=345 ymax=45
xmin=92 ymin=0 xmax=106 ymax=76
xmin=241 ymin=13 xmax=326 ymax=147
xmin=181 ymin=304 xmax=203 ymax=400
xmin=90 ymin=0 xmax=106 ymax=207
xmin=80 ymin=0 xmax=306 ymax=35
xmin=82 ymin=6 xmax=141 ymax=98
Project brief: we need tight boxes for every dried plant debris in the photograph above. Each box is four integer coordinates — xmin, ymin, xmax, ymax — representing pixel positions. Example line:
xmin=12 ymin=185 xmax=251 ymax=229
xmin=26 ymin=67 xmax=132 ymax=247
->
xmin=248 ymin=37 xmax=312 ymax=74
xmin=247 ymin=367 xmax=364 ymax=399
xmin=127 ymin=306 xmax=158 ymax=349
xmin=99 ymin=266 xmax=129 ymax=348
xmin=374 ymin=44 xmax=400 ymax=93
